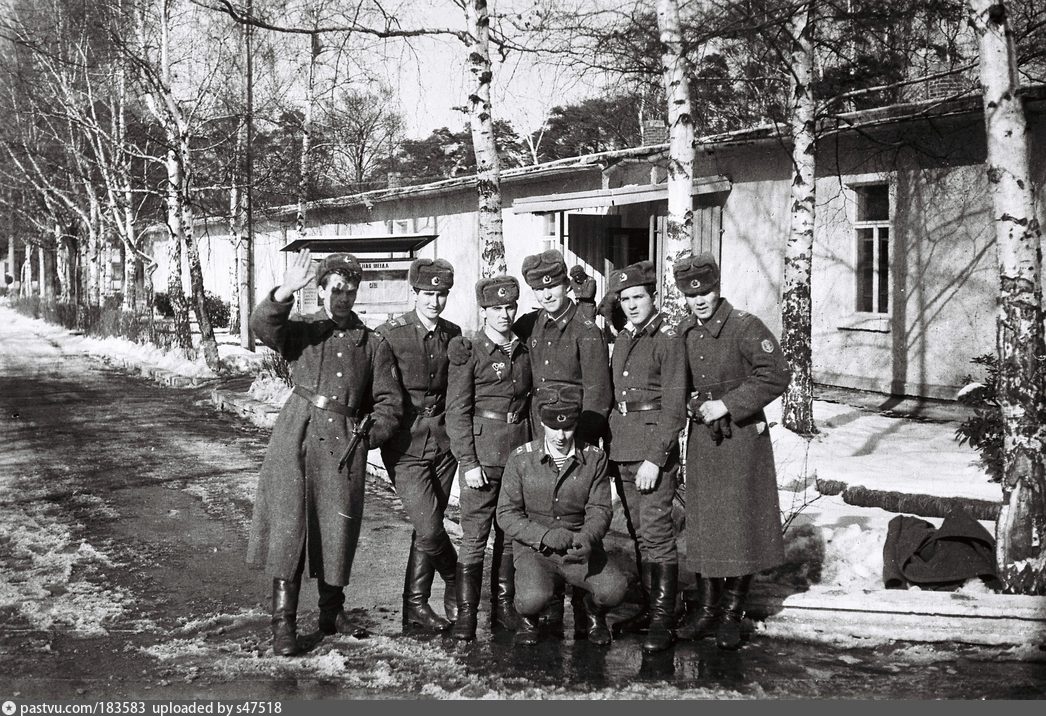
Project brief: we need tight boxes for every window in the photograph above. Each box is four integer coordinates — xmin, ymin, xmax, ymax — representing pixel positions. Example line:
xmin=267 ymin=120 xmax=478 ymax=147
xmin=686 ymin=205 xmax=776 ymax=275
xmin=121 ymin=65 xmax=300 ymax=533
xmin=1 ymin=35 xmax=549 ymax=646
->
xmin=541 ymin=212 xmax=560 ymax=251
xmin=854 ymin=183 xmax=890 ymax=314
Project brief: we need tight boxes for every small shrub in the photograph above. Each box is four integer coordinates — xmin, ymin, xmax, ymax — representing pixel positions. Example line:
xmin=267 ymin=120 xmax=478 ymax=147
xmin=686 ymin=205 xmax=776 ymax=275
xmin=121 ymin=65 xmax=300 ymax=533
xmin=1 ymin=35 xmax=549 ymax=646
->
xmin=204 ymin=291 xmax=230 ymax=329
xmin=955 ymin=354 xmax=1004 ymax=483
xmin=152 ymin=291 xmax=175 ymax=318
xmin=258 ymin=349 xmax=292 ymax=387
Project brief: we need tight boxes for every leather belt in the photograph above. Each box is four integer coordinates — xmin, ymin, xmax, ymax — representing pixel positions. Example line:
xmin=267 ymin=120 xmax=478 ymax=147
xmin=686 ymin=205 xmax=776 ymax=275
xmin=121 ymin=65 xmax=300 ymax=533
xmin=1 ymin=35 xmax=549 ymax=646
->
xmin=614 ymin=400 xmax=661 ymax=416
xmin=475 ymin=408 xmax=525 ymax=424
xmin=293 ymin=385 xmax=360 ymax=418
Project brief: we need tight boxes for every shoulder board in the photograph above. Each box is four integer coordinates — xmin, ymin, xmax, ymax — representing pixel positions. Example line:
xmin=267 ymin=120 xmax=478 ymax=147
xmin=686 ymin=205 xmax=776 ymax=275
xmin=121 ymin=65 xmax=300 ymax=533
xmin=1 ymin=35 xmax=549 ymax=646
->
xmin=383 ymin=315 xmax=408 ymax=328
xmin=512 ymin=440 xmax=538 ymax=455
xmin=735 ymin=310 xmax=750 ymax=319
xmin=583 ymin=443 xmax=604 ymax=455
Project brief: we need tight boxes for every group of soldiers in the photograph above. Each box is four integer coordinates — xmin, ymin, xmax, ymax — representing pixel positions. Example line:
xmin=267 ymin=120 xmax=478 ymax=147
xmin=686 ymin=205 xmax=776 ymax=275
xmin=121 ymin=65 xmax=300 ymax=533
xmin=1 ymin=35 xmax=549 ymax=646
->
xmin=246 ymin=245 xmax=790 ymax=658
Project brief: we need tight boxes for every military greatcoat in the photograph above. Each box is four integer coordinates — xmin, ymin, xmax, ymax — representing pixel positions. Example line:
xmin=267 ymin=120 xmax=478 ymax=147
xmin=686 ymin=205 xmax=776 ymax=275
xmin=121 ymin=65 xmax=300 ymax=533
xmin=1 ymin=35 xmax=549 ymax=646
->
xmin=246 ymin=291 xmax=403 ymax=585
xmin=512 ymin=299 xmax=611 ymax=443
xmin=680 ymin=298 xmax=790 ymax=578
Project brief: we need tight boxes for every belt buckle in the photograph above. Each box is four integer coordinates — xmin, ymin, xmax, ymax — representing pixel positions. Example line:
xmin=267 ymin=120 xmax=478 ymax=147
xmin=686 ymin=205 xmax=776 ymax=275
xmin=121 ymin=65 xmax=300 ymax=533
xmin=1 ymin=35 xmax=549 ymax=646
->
xmin=315 ymin=394 xmax=331 ymax=410
xmin=617 ymin=401 xmax=628 ymax=416
xmin=507 ymin=410 xmax=518 ymax=423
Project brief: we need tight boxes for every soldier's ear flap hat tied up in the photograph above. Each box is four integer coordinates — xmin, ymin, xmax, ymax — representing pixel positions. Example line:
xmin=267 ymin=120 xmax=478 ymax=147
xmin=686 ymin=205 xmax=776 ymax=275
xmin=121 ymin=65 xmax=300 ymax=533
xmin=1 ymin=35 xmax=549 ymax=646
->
xmin=476 ymin=275 xmax=520 ymax=307
xmin=536 ymin=384 xmax=583 ymax=430
xmin=673 ymin=252 xmax=720 ymax=297
xmin=316 ymin=253 xmax=363 ymax=287
xmin=521 ymin=249 xmax=568 ymax=290
xmin=609 ymin=260 xmax=656 ymax=295
xmin=410 ymin=258 xmax=455 ymax=291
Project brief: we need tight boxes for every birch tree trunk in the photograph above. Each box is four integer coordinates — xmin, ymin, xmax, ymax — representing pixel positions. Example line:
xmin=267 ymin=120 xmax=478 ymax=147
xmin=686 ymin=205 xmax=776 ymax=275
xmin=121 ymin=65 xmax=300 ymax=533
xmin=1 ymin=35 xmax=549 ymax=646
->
xmin=21 ymin=242 xmax=32 ymax=297
xmin=38 ymin=242 xmax=47 ymax=301
xmin=656 ymin=0 xmax=694 ymax=326
xmin=781 ymin=0 xmax=818 ymax=436
xmin=296 ymin=32 xmax=320 ymax=241
xmin=465 ymin=0 xmax=506 ymax=277
xmin=154 ymin=0 xmax=220 ymax=371
xmin=970 ymin=0 xmax=1046 ymax=594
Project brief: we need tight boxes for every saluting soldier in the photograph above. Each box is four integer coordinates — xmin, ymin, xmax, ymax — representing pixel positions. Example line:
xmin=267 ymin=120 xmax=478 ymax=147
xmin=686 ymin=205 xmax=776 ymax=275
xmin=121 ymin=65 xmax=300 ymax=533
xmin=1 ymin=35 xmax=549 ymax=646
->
xmin=673 ymin=253 xmax=790 ymax=650
xmin=605 ymin=260 xmax=687 ymax=653
xmin=496 ymin=386 xmax=628 ymax=648
xmin=247 ymin=250 xmax=404 ymax=656
xmin=445 ymin=275 xmax=532 ymax=640
xmin=375 ymin=258 xmax=462 ymax=634
xmin=568 ymin=265 xmax=598 ymax=322
xmin=512 ymin=249 xmax=612 ymax=636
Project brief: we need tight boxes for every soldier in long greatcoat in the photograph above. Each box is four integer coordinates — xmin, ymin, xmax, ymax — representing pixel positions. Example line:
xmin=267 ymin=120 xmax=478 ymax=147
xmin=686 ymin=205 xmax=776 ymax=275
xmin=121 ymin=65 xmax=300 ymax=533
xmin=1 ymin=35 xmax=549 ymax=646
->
xmin=673 ymin=253 xmax=790 ymax=650
xmin=247 ymin=250 xmax=403 ymax=656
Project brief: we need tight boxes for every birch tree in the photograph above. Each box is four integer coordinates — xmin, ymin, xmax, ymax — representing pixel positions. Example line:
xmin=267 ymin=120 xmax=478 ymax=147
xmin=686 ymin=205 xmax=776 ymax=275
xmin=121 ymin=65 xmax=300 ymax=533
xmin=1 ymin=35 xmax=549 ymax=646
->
xmin=969 ymin=0 xmax=1046 ymax=594
xmin=780 ymin=0 xmax=818 ymax=436
xmin=656 ymin=0 xmax=694 ymax=325
xmin=465 ymin=0 xmax=506 ymax=276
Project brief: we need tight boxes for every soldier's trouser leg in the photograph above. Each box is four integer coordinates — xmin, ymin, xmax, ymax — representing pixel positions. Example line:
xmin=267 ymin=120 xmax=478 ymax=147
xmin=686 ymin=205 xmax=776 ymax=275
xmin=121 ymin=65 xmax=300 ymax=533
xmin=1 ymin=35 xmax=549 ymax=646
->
xmin=613 ymin=457 xmax=679 ymax=636
xmin=457 ymin=466 xmax=516 ymax=633
xmin=384 ymin=447 xmax=458 ymax=626
xmin=512 ymin=547 xmax=557 ymax=617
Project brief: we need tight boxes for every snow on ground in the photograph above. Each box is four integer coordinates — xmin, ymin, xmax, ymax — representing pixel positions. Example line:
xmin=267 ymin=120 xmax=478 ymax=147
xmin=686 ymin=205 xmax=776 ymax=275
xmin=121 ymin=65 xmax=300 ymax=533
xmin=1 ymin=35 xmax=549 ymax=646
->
xmin=0 ymin=499 xmax=148 ymax=636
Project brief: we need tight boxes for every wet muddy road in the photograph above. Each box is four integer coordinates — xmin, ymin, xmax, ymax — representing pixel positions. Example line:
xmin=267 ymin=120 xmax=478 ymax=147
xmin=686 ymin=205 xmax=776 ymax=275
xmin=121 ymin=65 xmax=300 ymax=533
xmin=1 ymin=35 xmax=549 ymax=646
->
xmin=1 ymin=317 xmax=1044 ymax=700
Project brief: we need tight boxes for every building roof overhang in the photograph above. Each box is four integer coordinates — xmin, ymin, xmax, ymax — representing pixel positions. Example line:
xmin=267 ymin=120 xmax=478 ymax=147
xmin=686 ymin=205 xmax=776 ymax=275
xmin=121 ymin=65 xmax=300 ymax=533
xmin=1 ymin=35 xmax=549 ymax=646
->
xmin=511 ymin=175 xmax=732 ymax=214
xmin=279 ymin=233 xmax=437 ymax=254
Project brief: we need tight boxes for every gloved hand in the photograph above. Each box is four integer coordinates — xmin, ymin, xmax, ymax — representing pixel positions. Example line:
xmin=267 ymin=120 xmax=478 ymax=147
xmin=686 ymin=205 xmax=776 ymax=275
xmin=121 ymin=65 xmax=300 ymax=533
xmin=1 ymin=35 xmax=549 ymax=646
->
xmin=541 ymin=528 xmax=575 ymax=554
xmin=706 ymin=416 xmax=732 ymax=445
xmin=563 ymin=533 xmax=596 ymax=563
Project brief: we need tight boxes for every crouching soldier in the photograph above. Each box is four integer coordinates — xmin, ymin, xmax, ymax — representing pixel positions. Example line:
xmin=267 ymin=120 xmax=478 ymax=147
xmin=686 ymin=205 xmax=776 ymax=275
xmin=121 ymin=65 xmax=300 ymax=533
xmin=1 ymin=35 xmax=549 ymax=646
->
xmin=673 ymin=253 xmax=790 ymax=650
xmin=605 ymin=261 xmax=687 ymax=653
xmin=496 ymin=386 xmax=628 ymax=648
xmin=247 ymin=250 xmax=403 ymax=656
xmin=445 ymin=276 xmax=533 ymax=640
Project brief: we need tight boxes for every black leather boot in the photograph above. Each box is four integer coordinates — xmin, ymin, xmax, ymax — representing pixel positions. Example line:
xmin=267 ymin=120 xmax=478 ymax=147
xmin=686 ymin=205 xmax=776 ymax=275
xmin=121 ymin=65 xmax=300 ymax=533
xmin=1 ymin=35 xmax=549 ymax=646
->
xmin=582 ymin=593 xmax=612 ymax=646
xmin=449 ymin=563 xmax=483 ymax=641
xmin=677 ymin=575 xmax=722 ymax=641
xmin=513 ymin=614 xmax=541 ymax=647
xmin=490 ymin=531 xmax=519 ymax=632
xmin=612 ymin=562 xmax=653 ymax=637
xmin=430 ymin=538 xmax=459 ymax=624
xmin=317 ymin=580 xmax=369 ymax=638
xmin=642 ymin=563 xmax=677 ymax=653
xmin=271 ymin=578 xmax=301 ymax=656
xmin=402 ymin=537 xmax=452 ymax=634
xmin=716 ymin=574 xmax=753 ymax=650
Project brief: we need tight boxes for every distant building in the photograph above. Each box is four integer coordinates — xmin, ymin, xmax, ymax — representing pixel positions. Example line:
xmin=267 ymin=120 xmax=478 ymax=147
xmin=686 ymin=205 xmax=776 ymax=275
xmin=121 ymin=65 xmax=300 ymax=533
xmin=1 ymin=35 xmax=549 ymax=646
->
xmin=153 ymin=88 xmax=1046 ymax=401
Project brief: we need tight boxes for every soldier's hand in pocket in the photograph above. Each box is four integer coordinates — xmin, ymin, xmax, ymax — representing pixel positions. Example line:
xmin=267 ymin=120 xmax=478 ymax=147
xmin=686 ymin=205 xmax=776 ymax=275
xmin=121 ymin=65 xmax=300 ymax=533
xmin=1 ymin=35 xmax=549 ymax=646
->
xmin=463 ymin=466 xmax=488 ymax=489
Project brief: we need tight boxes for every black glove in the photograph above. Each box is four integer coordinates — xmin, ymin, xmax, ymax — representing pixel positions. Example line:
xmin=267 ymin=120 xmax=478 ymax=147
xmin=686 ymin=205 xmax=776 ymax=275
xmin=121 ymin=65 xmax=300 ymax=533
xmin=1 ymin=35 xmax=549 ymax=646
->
xmin=541 ymin=528 xmax=574 ymax=553
xmin=706 ymin=416 xmax=732 ymax=445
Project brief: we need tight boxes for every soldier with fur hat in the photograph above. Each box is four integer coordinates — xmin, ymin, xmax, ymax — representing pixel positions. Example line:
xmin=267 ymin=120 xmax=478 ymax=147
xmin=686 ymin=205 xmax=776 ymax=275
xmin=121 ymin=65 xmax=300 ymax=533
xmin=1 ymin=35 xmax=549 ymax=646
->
xmin=672 ymin=252 xmax=790 ymax=650
xmin=375 ymin=257 xmax=463 ymax=634
xmin=247 ymin=249 xmax=404 ymax=656
xmin=604 ymin=260 xmax=687 ymax=652
xmin=496 ymin=385 xmax=628 ymax=648
xmin=444 ymin=275 xmax=533 ymax=640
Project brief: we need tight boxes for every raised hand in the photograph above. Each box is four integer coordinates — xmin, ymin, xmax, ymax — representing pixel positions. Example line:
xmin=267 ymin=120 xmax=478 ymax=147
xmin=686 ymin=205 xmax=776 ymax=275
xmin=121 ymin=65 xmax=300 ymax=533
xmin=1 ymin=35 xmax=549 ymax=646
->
xmin=274 ymin=249 xmax=314 ymax=302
